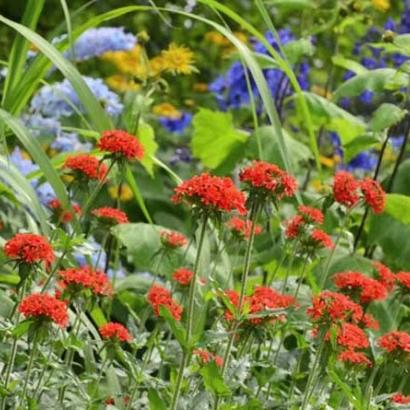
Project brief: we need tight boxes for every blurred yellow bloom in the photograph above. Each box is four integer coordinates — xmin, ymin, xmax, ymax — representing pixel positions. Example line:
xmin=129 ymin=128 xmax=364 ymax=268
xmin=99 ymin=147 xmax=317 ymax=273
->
xmin=311 ymin=85 xmax=333 ymax=100
xmin=372 ymin=0 xmax=390 ymax=11
xmin=193 ymin=82 xmax=208 ymax=93
xmin=106 ymin=75 xmax=140 ymax=92
xmin=149 ymin=56 xmax=166 ymax=76
xmin=102 ymin=45 xmax=148 ymax=78
xmin=205 ymin=31 xmax=231 ymax=47
xmin=320 ymin=155 xmax=336 ymax=168
xmin=152 ymin=103 xmax=181 ymax=119
xmin=161 ymin=43 xmax=196 ymax=75
xmin=310 ymin=179 xmax=326 ymax=192
xmin=184 ymin=99 xmax=196 ymax=107
xmin=108 ymin=184 xmax=133 ymax=202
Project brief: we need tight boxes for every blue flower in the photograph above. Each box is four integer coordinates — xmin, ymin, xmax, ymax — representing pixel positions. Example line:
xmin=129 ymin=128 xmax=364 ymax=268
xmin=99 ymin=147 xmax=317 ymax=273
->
xmin=359 ymin=90 xmax=374 ymax=104
xmin=51 ymin=132 xmax=92 ymax=152
xmin=170 ymin=147 xmax=192 ymax=165
xmin=30 ymin=77 xmax=123 ymax=118
xmin=159 ymin=112 xmax=192 ymax=134
xmin=22 ymin=114 xmax=60 ymax=138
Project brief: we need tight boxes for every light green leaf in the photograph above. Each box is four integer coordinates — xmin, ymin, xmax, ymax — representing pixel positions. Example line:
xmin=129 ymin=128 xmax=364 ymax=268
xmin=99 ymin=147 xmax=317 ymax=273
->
xmin=283 ymin=38 xmax=315 ymax=64
xmin=384 ymin=194 xmax=410 ymax=225
xmin=139 ymin=123 xmax=158 ymax=177
xmin=199 ymin=362 xmax=231 ymax=396
xmin=148 ymin=389 xmax=167 ymax=410
xmin=332 ymin=55 xmax=367 ymax=75
xmin=192 ymin=109 xmax=248 ymax=170
xmin=343 ymin=134 xmax=379 ymax=163
xmin=265 ymin=0 xmax=315 ymax=9
xmin=370 ymin=103 xmax=407 ymax=132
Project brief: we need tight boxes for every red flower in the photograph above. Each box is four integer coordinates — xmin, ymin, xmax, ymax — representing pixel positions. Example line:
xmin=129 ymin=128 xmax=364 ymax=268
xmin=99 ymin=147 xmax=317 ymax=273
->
xmin=223 ymin=289 xmax=240 ymax=321
xmin=337 ymin=350 xmax=372 ymax=367
xmin=64 ymin=154 xmax=108 ymax=181
xmin=239 ymin=161 xmax=297 ymax=200
xmin=310 ymin=229 xmax=334 ymax=249
xmin=391 ymin=393 xmax=410 ymax=404
xmin=360 ymin=178 xmax=386 ymax=214
xmin=361 ymin=313 xmax=379 ymax=330
xmin=99 ymin=322 xmax=132 ymax=342
xmin=97 ymin=130 xmax=144 ymax=160
xmin=19 ymin=293 xmax=69 ymax=327
xmin=226 ymin=216 xmax=262 ymax=239
xmin=335 ymin=323 xmax=369 ymax=349
xmin=58 ymin=266 xmax=113 ymax=297
xmin=298 ymin=205 xmax=324 ymax=224
xmin=160 ymin=230 xmax=188 ymax=248
xmin=333 ymin=171 xmax=360 ymax=208
xmin=4 ymin=233 xmax=54 ymax=267
xmin=373 ymin=262 xmax=396 ymax=291
xmin=379 ymin=331 xmax=410 ymax=353
xmin=334 ymin=271 xmax=388 ymax=304
xmin=92 ymin=207 xmax=129 ymax=225
xmin=285 ymin=215 xmax=305 ymax=239
xmin=48 ymin=198 xmax=81 ymax=223
xmin=307 ymin=291 xmax=363 ymax=324
xmin=147 ymin=285 xmax=183 ymax=321
xmin=193 ymin=349 xmax=224 ymax=368
xmin=172 ymin=268 xmax=194 ymax=286
xmin=172 ymin=173 xmax=246 ymax=215
xmin=396 ymin=272 xmax=410 ymax=291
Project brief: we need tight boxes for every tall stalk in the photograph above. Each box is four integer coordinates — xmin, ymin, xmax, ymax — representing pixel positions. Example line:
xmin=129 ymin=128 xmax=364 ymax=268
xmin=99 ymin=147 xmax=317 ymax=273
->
xmin=170 ymin=214 xmax=208 ymax=410
xmin=19 ymin=332 xmax=39 ymax=407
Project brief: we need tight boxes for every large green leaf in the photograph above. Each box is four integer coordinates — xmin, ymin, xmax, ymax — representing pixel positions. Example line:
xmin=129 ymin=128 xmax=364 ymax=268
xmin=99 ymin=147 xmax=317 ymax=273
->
xmin=390 ymin=159 xmax=410 ymax=195
xmin=331 ymin=55 xmax=367 ymax=75
xmin=199 ymin=362 xmax=231 ymax=396
xmin=138 ymin=123 xmax=158 ymax=177
xmin=384 ymin=194 xmax=410 ymax=225
xmin=369 ymin=104 xmax=407 ymax=132
xmin=191 ymin=109 xmax=248 ymax=170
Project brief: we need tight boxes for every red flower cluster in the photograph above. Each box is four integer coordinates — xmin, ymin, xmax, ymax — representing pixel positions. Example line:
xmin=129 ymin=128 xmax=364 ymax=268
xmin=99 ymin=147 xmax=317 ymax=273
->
xmin=285 ymin=215 xmax=305 ymax=239
xmin=337 ymin=350 xmax=372 ymax=367
xmin=19 ymin=293 xmax=69 ymax=327
xmin=335 ymin=323 xmax=369 ymax=350
xmin=64 ymin=154 xmax=108 ymax=181
xmin=172 ymin=173 xmax=246 ymax=215
xmin=360 ymin=178 xmax=386 ymax=214
xmin=396 ymin=271 xmax=410 ymax=291
xmin=310 ymin=229 xmax=334 ymax=249
xmin=58 ymin=266 xmax=113 ymax=297
xmin=99 ymin=322 xmax=132 ymax=342
xmin=333 ymin=271 xmax=388 ymax=304
xmin=239 ymin=161 xmax=297 ymax=200
xmin=160 ymin=230 xmax=188 ymax=248
xmin=226 ymin=216 xmax=262 ymax=240
xmin=193 ymin=348 xmax=224 ymax=367
xmin=373 ymin=262 xmax=396 ymax=291
xmin=97 ymin=130 xmax=144 ymax=160
xmin=4 ymin=233 xmax=54 ymax=267
xmin=379 ymin=331 xmax=410 ymax=353
xmin=223 ymin=289 xmax=240 ymax=321
xmin=298 ymin=205 xmax=324 ymax=224
xmin=92 ymin=207 xmax=129 ymax=225
xmin=172 ymin=268 xmax=194 ymax=286
xmin=48 ymin=198 xmax=81 ymax=223
xmin=391 ymin=393 xmax=410 ymax=404
xmin=147 ymin=285 xmax=183 ymax=321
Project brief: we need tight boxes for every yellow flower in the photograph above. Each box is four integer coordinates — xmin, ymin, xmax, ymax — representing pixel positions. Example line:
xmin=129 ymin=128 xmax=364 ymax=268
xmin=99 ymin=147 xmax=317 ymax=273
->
xmin=108 ymin=184 xmax=133 ymax=202
xmin=161 ymin=43 xmax=196 ymax=75
xmin=105 ymin=75 xmax=140 ymax=93
xmin=372 ymin=0 xmax=390 ymax=12
xmin=193 ymin=82 xmax=208 ymax=93
xmin=320 ymin=155 xmax=336 ymax=168
xmin=205 ymin=31 xmax=230 ymax=47
xmin=310 ymin=179 xmax=326 ymax=192
xmin=149 ymin=56 xmax=166 ymax=76
xmin=152 ymin=103 xmax=181 ymax=119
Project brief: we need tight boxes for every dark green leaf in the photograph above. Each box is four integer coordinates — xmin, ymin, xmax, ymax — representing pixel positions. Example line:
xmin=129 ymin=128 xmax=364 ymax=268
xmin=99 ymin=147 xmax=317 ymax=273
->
xmin=159 ymin=306 xmax=187 ymax=349
xmin=12 ymin=320 xmax=34 ymax=338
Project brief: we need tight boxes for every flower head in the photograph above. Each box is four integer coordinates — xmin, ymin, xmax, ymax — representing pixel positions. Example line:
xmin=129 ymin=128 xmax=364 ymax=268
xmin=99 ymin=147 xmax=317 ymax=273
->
xmin=391 ymin=393 xmax=410 ymax=405
xmin=193 ymin=348 xmax=223 ymax=367
xmin=240 ymin=161 xmax=297 ymax=201
xmin=99 ymin=322 xmax=132 ymax=342
xmin=373 ymin=262 xmax=396 ymax=291
xmin=298 ymin=205 xmax=324 ymax=224
xmin=172 ymin=268 xmax=194 ymax=286
xmin=338 ymin=350 xmax=372 ymax=367
xmin=333 ymin=171 xmax=360 ymax=208
xmin=48 ymin=198 xmax=81 ymax=223
xmin=372 ymin=0 xmax=390 ymax=12
xmin=92 ymin=207 xmax=129 ymax=225
xmin=396 ymin=272 xmax=410 ymax=291
xmin=335 ymin=323 xmax=369 ymax=349
xmin=4 ymin=233 xmax=54 ymax=267
xmin=161 ymin=43 xmax=196 ymax=75
xmin=360 ymin=178 xmax=386 ymax=214
xmin=226 ymin=216 xmax=262 ymax=240
xmin=98 ymin=130 xmax=144 ymax=161
xmin=310 ymin=229 xmax=334 ymax=249
xmin=160 ymin=230 xmax=188 ymax=249
xmin=147 ymin=285 xmax=183 ymax=320
xmin=19 ymin=293 xmax=69 ymax=327
xmin=64 ymin=154 xmax=108 ymax=181
xmin=379 ymin=331 xmax=410 ymax=354
xmin=285 ymin=215 xmax=305 ymax=239
xmin=172 ymin=173 xmax=246 ymax=215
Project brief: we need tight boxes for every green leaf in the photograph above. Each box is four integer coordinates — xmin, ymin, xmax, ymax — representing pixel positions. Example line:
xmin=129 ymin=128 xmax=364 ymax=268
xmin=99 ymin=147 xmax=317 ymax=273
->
xmin=148 ymin=388 xmax=167 ymax=410
xmin=199 ymin=361 xmax=231 ymax=396
xmin=371 ymin=34 xmax=410 ymax=56
xmin=265 ymin=0 xmax=315 ymax=9
xmin=12 ymin=320 xmax=34 ymax=338
xmin=159 ymin=306 xmax=187 ymax=349
xmin=370 ymin=104 xmax=407 ymax=132
xmin=390 ymin=159 xmax=410 ymax=195
xmin=139 ymin=123 xmax=158 ymax=177
xmin=0 ymin=291 xmax=14 ymax=318
xmin=192 ymin=109 xmax=248 ymax=170
xmin=283 ymin=38 xmax=315 ymax=64
xmin=89 ymin=307 xmax=106 ymax=327
xmin=0 ymin=274 xmax=20 ymax=286
xmin=344 ymin=134 xmax=379 ymax=163
xmin=331 ymin=55 xmax=367 ymax=75
xmin=384 ymin=194 xmax=410 ymax=225
xmin=334 ymin=68 xmax=409 ymax=100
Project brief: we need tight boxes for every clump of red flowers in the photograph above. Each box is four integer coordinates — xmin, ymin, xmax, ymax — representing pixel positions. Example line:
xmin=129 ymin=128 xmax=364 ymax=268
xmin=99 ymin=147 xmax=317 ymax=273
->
xmin=147 ymin=285 xmax=183 ymax=321
xmin=333 ymin=171 xmax=360 ymax=208
xmin=373 ymin=261 xmax=396 ymax=291
xmin=4 ymin=233 xmax=54 ymax=268
xmin=64 ymin=154 xmax=108 ymax=181
xmin=298 ymin=205 xmax=324 ymax=224
xmin=360 ymin=178 xmax=386 ymax=214
xmin=333 ymin=271 xmax=388 ymax=304
xmin=172 ymin=173 xmax=246 ymax=215
xmin=391 ymin=393 xmax=410 ymax=404
xmin=92 ymin=207 xmax=129 ymax=225
xmin=239 ymin=161 xmax=297 ymax=200
xmin=193 ymin=348 xmax=224 ymax=367
xmin=160 ymin=230 xmax=188 ymax=248
xmin=396 ymin=271 xmax=410 ymax=291
xmin=310 ymin=229 xmax=334 ymax=249
xmin=58 ymin=266 xmax=113 ymax=297
xmin=285 ymin=215 xmax=305 ymax=239
xmin=226 ymin=216 xmax=262 ymax=240
xmin=97 ymin=130 xmax=144 ymax=161
xmin=48 ymin=198 xmax=81 ymax=224
xmin=379 ymin=331 xmax=410 ymax=354
xmin=99 ymin=322 xmax=132 ymax=342
xmin=172 ymin=268 xmax=194 ymax=286
xmin=334 ymin=322 xmax=369 ymax=350
xmin=19 ymin=293 xmax=69 ymax=327
xmin=337 ymin=350 xmax=372 ymax=367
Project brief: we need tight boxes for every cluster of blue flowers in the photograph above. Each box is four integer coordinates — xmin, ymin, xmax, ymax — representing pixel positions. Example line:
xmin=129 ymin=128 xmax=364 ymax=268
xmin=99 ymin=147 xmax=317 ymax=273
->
xmin=209 ymin=29 xmax=310 ymax=111
xmin=159 ymin=112 xmax=192 ymax=134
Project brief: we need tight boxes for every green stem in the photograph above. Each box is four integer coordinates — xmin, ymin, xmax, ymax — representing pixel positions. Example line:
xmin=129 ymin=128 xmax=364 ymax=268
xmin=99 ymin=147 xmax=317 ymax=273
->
xmin=170 ymin=215 xmax=208 ymax=410
xmin=281 ymin=240 xmax=299 ymax=293
xmin=20 ymin=332 xmax=39 ymax=406
xmin=266 ymin=244 xmax=288 ymax=286
xmin=34 ymin=342 xmax=54 ymax=400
